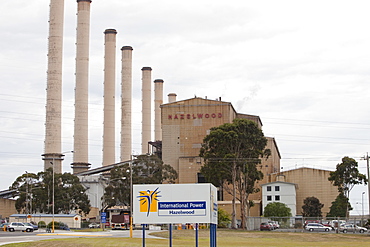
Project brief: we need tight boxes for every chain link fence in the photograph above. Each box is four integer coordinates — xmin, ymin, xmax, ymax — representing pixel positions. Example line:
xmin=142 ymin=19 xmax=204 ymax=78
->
xmin=244 ymin=216 xmax=370 ymax=232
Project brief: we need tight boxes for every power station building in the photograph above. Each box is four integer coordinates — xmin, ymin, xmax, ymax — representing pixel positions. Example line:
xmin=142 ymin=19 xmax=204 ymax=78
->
xmin=160 ymin=96 xmax=337 ymax=218
xmin=161 ymin=96 xmax=281 ymax=217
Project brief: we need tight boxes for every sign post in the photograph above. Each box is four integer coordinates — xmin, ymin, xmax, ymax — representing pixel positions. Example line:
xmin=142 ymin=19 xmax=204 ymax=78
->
xmin=133 ymin=183 xmax=218 ymax=246
xmin=100 ymin=212 xmax=106 ymax=231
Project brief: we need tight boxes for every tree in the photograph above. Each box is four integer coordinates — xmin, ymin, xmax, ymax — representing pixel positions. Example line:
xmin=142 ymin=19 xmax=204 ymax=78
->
xmin=200 ymin=118 xmax=270 ymax=229
xmin=102 ymin=154 xmax=178 ymax=210
xmin=302 ymin=196 xmax=324 ymax=217
xmin=11 ymin=172 xmax=39 ymax=214
xmin=328 ymin=156 xmax=367 ymax=216
xmin=217 ymin=208 xmax=231 ymax=228
xmin=264 ymin=202 xmax=291 ymax=219
xmin=326 ymin=193 xmax=353 ymax=218
xmin=11 ymin=169 xmax=91 ymax=215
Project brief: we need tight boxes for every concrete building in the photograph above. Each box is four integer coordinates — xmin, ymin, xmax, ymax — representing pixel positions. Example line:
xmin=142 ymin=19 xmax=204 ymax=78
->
xmin=161 ymin=96 xmax=281 ymax=217
xmin=273 ymin=167 xmax=338 ymax=216
xmin=78 ymin=175 xmax=106 ymax=221
xmin=9 ymin=214 xmax=81 ymax=229
xmin=261 ymin=181 xmax=297 ymax=216
xmin=0 ymin=198 xmax=17 ymax=219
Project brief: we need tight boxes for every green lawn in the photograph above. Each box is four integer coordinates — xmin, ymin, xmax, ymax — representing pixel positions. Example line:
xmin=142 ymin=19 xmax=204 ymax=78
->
xmin=4 ymin=229 xmax=370 ymax=247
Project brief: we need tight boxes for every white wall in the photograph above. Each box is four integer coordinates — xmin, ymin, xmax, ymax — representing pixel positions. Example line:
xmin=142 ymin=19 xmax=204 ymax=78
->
xmin=262 ymin=182 xmax=297 ymax=216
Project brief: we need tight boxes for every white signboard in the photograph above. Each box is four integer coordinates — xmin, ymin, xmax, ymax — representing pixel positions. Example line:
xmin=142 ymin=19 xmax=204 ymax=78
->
xmin=133 ymin=183 xmax=218 ymax=224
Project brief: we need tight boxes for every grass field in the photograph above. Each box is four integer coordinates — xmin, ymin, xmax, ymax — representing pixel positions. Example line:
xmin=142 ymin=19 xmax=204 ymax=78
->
xmin=4 ymin=229 xmax=370 ymax=247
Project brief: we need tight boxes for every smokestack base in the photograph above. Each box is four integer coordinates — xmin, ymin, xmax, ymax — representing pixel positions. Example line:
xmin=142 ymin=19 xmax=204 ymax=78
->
xmin=71 ymin=162 xmax=91 ymax=174
xmin=42 ymin=153 xmax=65 ymax=173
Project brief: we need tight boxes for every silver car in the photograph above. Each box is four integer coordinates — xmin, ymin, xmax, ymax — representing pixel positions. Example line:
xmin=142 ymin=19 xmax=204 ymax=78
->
xmin=305 ymin=223 xmax=331 ymax=232
xmin=7 ymin=222 xmax=34 ymax=232
xmin=339 ymin=224 xmax=367 ymax=233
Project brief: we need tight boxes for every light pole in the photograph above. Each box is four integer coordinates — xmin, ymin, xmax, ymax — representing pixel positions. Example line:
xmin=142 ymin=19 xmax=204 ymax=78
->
xmin=362 ymin=192 xmax=365 ymax=226
xmin=130 ymin=157 xmax=133 ymax=238
xmin=362 ymin=153 xmax=370 ymax=217
xmin=50 ymin=161 xmax=55 ymax=233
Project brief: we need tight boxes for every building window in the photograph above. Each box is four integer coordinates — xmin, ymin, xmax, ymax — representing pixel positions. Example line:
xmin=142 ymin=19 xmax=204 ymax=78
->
xmin=197 ymin=173 xmax=206 ymax=183
xmin=267 ymin=195 xmax=272 ymax=201
xmin=275 ymin=195 xmax=280 ymax=201
xmin=267 ymin=186 xmax=271 ymax=191
xmin=275 ymin=186 xmax=280 ymax=191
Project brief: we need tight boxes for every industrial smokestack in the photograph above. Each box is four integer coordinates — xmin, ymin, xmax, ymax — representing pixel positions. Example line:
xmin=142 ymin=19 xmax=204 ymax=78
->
xmin=121 ymin=46 xmax=133 ymax=161
xmin=168 ymin=93 xmax=177 ymax=103
xmin=42 ymin=0 xmax=65 ymax=173
xmin=72 ymin=0 xmax=92 ymax=174
xmin=141 ymin=67 xmax=152 ymax=154
xmin=154 ymin=79 xmax=164 ymax=141
xmin=102 ymin=29 xmax=117 ymax=167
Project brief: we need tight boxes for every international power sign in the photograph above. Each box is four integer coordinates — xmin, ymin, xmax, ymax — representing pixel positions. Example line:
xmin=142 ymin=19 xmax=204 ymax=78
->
xmin=133 ymin=183 xmax=218 ymax=224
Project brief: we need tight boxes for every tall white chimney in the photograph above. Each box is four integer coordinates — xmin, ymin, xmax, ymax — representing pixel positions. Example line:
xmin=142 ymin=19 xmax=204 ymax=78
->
xmin=154 ymin=79 xmax=164 ymax=141
xmin=121 ymin=46 xmax=133 ymax=161
xmin=168 ymin=93 xmax=177 ymax=103
xmin=42 ymin=0 xmax=65 ymax=173
xmin=102 ymin=29 xmax=117 ymax=167
xmin=141 ymin=67 xmax=152 ymax=154
xmin=72 ymin=0 xmax=91 ymax=174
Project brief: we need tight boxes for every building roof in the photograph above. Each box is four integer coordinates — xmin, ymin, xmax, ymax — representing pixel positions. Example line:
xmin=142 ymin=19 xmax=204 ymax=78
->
xmin=261 ymin=181 xmax=297 ymax=186
xmin=161 ymin=96 xmax=236 ymax=112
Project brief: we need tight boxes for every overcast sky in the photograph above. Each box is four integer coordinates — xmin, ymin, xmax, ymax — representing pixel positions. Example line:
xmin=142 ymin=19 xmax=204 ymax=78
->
xmin=1 ymin=0 xmax=370 ymax=214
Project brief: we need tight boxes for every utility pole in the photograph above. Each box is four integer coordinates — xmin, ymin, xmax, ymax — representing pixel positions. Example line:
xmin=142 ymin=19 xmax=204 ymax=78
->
xmin=362 ymin=153 xmax=370 ymax=217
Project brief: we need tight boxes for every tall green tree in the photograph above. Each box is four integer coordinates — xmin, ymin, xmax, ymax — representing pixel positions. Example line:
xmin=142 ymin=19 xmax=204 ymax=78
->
xmin=328 ymin=156 xmax=367 ymax=216
xmin=102 ymin=154 xmax=178 ymax=210
xmin=302 ymin=196 xmax=324 ymax=217
xmin=326 ymin=193 xmax=353 ymax=218
xmin=200 ymin=118 xmax=270 ymax=229
xmin=11 ymin=169 xmax=91 ymax=215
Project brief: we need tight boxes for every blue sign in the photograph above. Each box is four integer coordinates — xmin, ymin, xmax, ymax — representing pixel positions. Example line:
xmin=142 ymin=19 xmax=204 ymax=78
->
xmin=100 ymin=212 xmax=107 ymax=223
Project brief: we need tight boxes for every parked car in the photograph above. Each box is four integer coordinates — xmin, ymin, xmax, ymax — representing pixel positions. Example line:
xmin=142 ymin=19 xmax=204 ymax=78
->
xmin=59 ymin=223 xmax=70 ymax=231
xmin=7 ymin=222 xmax=34 ymax=232
xmin=305 ymin=223 xmax=331 ymax=232
xmin=339 ymin=224 xmax=367 ymax=233
xmin=24 ymin=222 xmax=38 ymax=231
xmin=0 ymin=223 xmax=9 ymax=231
xmin=260 ymin=222 xmax=273 ymax=231
xmin=304 ymin=220 xmax=320 ymax=227
xmin=88 ymin=223 xmax=100 ymax=228
xmin=268 ymin=221 xmax=280 ymax=229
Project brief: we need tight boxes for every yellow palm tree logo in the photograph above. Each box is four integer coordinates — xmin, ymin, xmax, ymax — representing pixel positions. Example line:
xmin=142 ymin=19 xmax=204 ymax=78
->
xmin=138 ymin=187 xmax=161 ymax=216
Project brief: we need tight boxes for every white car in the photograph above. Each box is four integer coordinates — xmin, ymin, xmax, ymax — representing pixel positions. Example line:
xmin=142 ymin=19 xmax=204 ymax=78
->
xmin=88 ymin=223 xmax=100 ymax=228
xmin=7 ymin=222 xmax=34 ymax=232
xmin=339 ymin=224 xmax=367 ymax=233
xmin=305 ymin=223 xmax=331 ymax=232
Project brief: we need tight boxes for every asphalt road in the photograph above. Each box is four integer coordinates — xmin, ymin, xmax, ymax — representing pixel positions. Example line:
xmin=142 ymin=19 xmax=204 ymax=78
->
xmin=0 ymin=229 xmax=165 ymax=246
